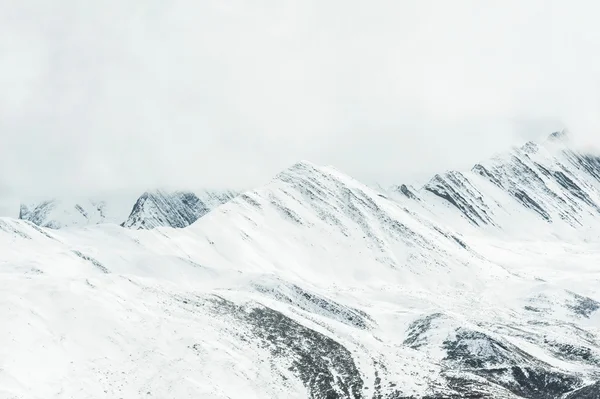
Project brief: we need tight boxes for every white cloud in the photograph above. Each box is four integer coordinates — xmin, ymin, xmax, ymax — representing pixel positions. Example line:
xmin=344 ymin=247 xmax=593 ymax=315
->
xmin=1 ymin=0 xmax=599 ymax=200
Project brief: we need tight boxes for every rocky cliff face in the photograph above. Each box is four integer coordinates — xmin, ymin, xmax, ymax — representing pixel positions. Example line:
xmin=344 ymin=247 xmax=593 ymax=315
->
xmin=121 ymin=189 xmax=238 ymax=229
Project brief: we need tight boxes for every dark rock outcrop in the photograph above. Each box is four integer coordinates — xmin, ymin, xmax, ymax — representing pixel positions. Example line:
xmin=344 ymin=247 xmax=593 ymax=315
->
xmin=122 ymin=189 xmax=237 ymax=229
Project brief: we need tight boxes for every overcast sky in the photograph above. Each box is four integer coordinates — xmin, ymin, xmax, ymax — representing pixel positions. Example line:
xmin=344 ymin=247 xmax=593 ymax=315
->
xmin=1 ymin=0 xmax=600 ymax=212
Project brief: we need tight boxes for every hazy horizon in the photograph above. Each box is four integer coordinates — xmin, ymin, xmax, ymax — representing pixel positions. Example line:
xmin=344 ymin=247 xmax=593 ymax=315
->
xmin=2 ymin=1 xmax=600 ymax=213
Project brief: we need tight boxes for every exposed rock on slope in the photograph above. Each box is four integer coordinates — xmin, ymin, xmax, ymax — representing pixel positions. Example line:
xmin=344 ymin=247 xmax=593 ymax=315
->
xmin=121 ymin=189 xmax=237 ymax=229
xmin=3 ymin=134 xmax=600 ymax=398
xmin=392 ymin=132 xmax=600 ymax=235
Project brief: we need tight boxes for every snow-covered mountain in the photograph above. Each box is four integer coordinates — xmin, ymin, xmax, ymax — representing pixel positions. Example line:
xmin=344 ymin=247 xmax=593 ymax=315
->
xmin=2 ymin=132 xmax=600 ymax=398
xmin=122 ymin=189 xmax=238 ymax=229
xmin=18 ymin=194 xmax=137 ymax=229
xmin=390 ymin=132 xmax=600 ymax=239
xmin=18 ymin=189 xmax=237 ymax=230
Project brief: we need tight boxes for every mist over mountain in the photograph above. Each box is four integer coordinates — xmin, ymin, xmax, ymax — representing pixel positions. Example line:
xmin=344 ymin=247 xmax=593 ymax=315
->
xmin=2 ymin=132 xmax=600 ymax=398
xmin=3 ymin=1 xmax=600 ymax=397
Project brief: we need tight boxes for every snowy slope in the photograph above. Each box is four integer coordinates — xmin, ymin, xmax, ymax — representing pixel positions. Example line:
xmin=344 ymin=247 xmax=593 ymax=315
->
xmin=391 ymin=132 xmax=600 ymax=240
xmin=2 ymin=134 xmax=600 ymax=398
xmin=18 ymin=194 xmax=138 ymax=229
xmin=122 ymin=189 xmax=238 ymax=229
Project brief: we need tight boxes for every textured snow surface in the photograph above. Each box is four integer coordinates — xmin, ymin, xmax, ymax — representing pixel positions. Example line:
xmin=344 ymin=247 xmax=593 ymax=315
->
xmin=2 ymin=133 xmax=600 ymax=398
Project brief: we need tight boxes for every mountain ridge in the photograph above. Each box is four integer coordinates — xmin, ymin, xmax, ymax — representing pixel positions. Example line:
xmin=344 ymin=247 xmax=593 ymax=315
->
xmin=389 ymin=132 xmax=600 ymax=240
xmin=2 ymin=133 xmax=600 ymax=398
xmin=122 ymin=189 xmax=238 ymax=229
xmin=17 ymin=188 xmax=238 ymax=230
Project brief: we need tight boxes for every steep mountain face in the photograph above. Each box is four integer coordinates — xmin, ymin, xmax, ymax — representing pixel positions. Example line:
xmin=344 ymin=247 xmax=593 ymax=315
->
xmin=121 ymin=189 xmax=238 ymax=229
xmin=392 ymin=132 xmax=600 ymax=238
xmin=2 ymin=133 xmax=600 ymax=398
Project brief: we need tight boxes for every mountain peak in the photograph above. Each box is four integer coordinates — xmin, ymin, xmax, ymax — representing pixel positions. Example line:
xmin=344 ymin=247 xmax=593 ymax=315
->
xmin=391 ymin=184 xmax=419 ymax=200
xmin=547 ymin=129 xmax=569 ymax=142
xmin=521 ymin=141 xmax=540 ymax=154
xmin=273 ymin=160 xmax=323 ymax=181
xmin=122 ymin=189 xmax=237 ymax=229
xmin=284 ymin=160 xmax=319 ymax=172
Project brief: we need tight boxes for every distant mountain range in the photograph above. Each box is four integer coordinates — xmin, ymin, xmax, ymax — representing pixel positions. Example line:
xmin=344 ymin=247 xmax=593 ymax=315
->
xmin=18 ymin=189 xmax=238 ymax=229
xmin=3 ymin=131 xmax=600 ymax=398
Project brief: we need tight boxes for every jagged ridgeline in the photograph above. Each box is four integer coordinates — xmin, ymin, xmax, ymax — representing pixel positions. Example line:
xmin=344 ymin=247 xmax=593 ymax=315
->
xmin=393 ymin=131 xmax=600 ymax=231
xmin=18 ymin=189 xmax=238 ymax=229
xmin=121 ymin=189 xmax=238 ymax=229
xmin=2 ymin=131 xmax=600 ymax=398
